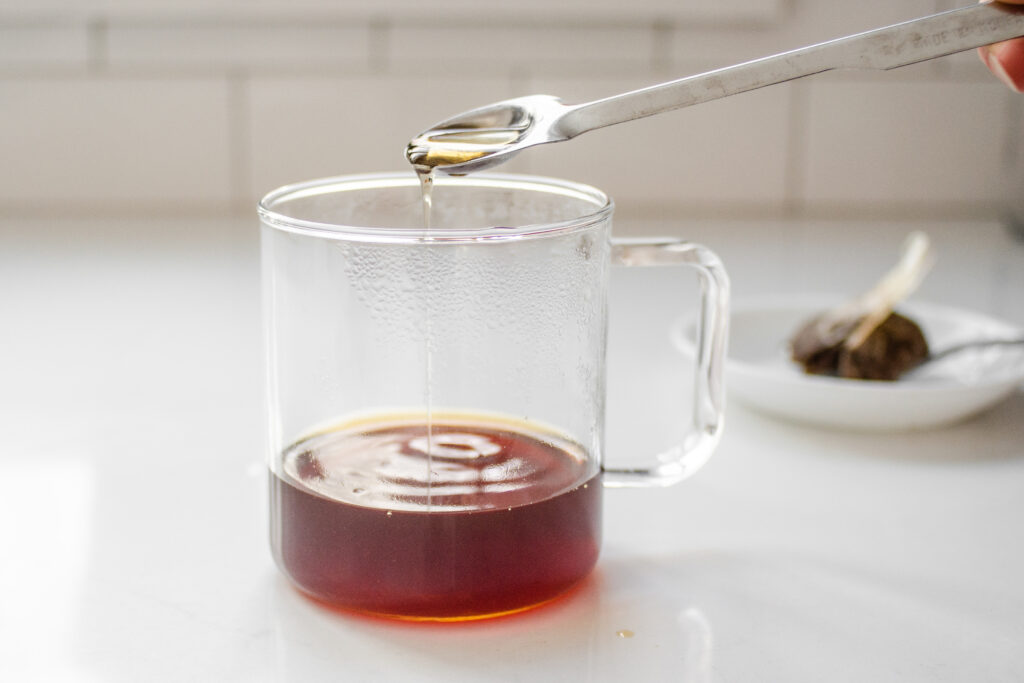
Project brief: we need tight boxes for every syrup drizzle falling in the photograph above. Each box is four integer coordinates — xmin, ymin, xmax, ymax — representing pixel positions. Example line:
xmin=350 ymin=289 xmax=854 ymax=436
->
xmin=418 ymin=168 xmax=435 ymax=508
xmin=406 ymin=126 xmax=524 ymax=510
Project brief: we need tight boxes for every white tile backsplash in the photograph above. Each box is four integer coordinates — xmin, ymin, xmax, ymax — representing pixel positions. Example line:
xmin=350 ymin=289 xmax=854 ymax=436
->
xmin=801 ymin=78 xmax=1011 ymax=206
xmin=0 ymin=23 xmax=90 ymax=68
xmin=388 ymin=23 xmax=656 ymax=74
xmin=0 ymin=77 xmax=231 ymax=210
xmin=0 ymin=0 xmax=1020 ymax=223
xmin=247 ymin=74 xmax=515 ymax=199
xmin=772 ymin=0 xmax=938 ymax=45
xmin=106 ymin=22 xmax=373 ymax=70
xmin=520 ymin=76 xmax=792 ymax=209
xmin=931 ymin=46 xmax=997 ymax=78
xmin=669 ymin=0 xmax=938 ymax=73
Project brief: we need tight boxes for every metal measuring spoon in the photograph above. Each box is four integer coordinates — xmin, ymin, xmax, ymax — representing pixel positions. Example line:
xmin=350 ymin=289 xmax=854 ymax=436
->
xmin=407 ymin=1 xmax=1024 ymax=175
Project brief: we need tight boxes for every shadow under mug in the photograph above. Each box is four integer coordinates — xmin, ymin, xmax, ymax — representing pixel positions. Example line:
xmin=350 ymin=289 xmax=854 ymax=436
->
xmin=259 ymin=172 xmax=729 ymax=621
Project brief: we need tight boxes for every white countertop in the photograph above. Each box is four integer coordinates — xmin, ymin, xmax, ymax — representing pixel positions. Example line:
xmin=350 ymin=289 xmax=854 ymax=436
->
xmin=2 ymin=216 xmax=1023 ymax=682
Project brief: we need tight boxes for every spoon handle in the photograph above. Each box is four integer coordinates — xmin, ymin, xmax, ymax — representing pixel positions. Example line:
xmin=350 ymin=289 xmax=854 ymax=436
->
xmin=558 ymin=2 xmax=1024 ymax=137
xmin=928 ymin=338 xmax=1024 ymax=361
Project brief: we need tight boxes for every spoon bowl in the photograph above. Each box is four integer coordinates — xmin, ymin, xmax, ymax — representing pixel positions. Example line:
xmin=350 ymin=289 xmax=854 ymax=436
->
xmin=405 ymin=95 xmax=570 ymax=175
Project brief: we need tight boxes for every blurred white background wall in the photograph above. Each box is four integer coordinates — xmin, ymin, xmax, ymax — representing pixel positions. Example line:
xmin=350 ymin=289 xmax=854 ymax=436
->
xmin=1 ymin=0 xmax=1021 ymax=228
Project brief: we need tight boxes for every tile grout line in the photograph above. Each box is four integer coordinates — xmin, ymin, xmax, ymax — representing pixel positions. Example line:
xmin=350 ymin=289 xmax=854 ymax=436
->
xmin=87 ymin=15 xmax=108 ymax=72
xmin=368 ymin=15 xmax=390 ymax=74
xmin=651 ymin=19 xmax=673 ymax=72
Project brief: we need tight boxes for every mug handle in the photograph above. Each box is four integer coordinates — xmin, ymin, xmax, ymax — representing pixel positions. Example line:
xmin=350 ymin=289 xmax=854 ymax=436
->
xmin=603 ymin=238 xmax=730 ymax=487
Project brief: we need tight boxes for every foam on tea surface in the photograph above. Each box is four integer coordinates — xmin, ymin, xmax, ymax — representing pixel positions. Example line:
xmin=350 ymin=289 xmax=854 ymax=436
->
xmin=280 ymin=413 xmax=592 ymax=512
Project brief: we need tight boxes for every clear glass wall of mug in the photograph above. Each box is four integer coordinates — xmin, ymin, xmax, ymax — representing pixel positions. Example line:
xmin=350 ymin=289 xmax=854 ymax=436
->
xmin=259 ymin=173 xmax=728 ymax=621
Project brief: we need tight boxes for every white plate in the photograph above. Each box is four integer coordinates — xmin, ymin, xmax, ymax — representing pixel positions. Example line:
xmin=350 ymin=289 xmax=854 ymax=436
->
xmin=673 ymin=298 xmax=1024 ymax=431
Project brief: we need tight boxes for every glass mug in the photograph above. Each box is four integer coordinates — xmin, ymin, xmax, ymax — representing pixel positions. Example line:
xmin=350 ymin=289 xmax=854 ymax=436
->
xmin=260 ymin=173 xmax=728 ymax=621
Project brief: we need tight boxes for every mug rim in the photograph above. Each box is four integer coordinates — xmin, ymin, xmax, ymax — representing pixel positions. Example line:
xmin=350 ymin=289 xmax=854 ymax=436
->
xmin=258 ymin=172 xmax=614 ymax=244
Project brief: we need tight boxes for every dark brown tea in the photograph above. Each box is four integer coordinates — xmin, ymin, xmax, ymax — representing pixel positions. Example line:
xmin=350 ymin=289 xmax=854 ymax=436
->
xmin=270 ymin=413 xmax=601 ymax=621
